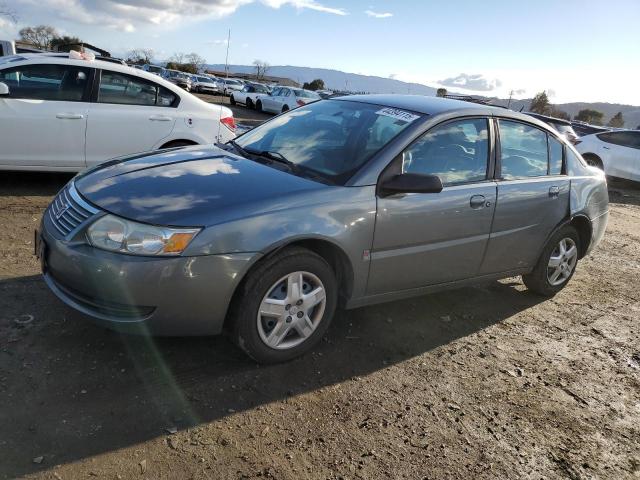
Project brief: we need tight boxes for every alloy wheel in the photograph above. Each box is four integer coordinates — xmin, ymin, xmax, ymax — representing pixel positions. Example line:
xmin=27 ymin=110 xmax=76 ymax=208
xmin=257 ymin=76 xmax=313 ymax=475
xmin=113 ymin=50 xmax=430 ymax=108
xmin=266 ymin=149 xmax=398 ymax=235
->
xmin=256 ymin=271 xmax=326 ymax=350
xmin=547 ymin=237 xmax=578 ymax=286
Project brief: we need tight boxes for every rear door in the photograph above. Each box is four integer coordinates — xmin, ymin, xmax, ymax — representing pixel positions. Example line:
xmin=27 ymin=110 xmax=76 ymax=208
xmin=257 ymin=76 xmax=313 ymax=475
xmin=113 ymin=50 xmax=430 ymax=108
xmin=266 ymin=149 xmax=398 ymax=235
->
xmin=85 ymin=69 xmax=177 ymax=166
xmin=480 ymin=119 xmax=570 ymax=274
xmin=0 ymin=62 xmax=91 ymax=168
xmin=368 ymin=117 xmax=497 ymax=294
xmin=596 ymin=131 xmax=640 ymax=181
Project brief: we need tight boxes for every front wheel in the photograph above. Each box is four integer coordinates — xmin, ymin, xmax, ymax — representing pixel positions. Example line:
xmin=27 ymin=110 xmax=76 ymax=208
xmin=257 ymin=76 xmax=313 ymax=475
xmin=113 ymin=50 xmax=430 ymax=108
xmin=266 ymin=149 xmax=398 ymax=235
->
xmin=246 ymin=98 xmax=254 ymax=109
xmin=230 ymin=95 xmax=236 ymax=105
xmin=523 ymin=225 xmax=580 ymax=296
xmin=255 ymin=100 xmax=263 ymax=112
xmin=230 ymin=247 xmax=337 ymax=364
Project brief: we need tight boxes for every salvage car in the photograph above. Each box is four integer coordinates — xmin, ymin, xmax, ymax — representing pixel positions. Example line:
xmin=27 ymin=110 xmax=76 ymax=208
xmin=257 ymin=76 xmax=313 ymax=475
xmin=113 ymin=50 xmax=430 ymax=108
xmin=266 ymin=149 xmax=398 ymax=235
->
xmin=0 ymin=54 xmax=236 ymax=171
xmin=230 ymin=82 xmax=271 ymax=109
xmin=256 ymin=86 xmax=320 ymax=114
xmin=37 ymin=95 xmax=609 ymax=363
xmin=576 ymin=130 xmax=640 ymax=181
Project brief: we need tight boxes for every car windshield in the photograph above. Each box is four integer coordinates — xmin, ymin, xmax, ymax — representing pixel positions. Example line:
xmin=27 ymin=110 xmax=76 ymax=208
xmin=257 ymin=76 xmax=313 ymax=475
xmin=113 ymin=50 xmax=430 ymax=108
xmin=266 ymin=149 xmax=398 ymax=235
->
xmin=198 ymin=76 xmax=214 ymax=83
xmin=234 ymin=99 xmax=422 ymax=184
xmin=295 ymin=90 xmax=320 ymax=99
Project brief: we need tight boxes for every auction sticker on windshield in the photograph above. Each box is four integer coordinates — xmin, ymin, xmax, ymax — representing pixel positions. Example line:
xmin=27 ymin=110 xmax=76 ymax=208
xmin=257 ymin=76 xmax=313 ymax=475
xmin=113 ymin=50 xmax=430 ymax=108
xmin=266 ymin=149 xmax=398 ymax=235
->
xmin=376 ymin=107 xmax=420 ymax=123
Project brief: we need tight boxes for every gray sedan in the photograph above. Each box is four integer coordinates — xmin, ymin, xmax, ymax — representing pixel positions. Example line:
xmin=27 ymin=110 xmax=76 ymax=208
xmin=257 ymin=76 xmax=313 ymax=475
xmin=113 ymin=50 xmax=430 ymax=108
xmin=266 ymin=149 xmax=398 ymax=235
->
xmin=37 ymin=95 xmax=609 ymax=363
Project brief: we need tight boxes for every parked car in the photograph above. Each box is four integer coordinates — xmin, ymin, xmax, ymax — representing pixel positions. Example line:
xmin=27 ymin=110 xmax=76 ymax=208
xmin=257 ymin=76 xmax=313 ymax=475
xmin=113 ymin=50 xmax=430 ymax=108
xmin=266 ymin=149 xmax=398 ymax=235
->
xmin=0 ymin=53 xmax=236 ymax=171
xmin=219 ymin=78 xmax=245 ymax=96
xmin=142 ymin=64 xmax=165 ymax=77
xmin=571 ymin=121 xmax=609 ymax=137
xmin=525 ymin=112 xmax=580 ymax=144
xmin=191 ymin=75 xmax=220 ymax=94
xmin=256 ymin=86 xmax=321 ymax=114
xmin=576 ymin=130 xmax=640 ymax=181
xmin=230 ymin=82 xmax=271 ymax=109
xmin=37 ymin=95 xmax=608 ymax=363
xmin=163 ymin=69 xmax=192 ymax=91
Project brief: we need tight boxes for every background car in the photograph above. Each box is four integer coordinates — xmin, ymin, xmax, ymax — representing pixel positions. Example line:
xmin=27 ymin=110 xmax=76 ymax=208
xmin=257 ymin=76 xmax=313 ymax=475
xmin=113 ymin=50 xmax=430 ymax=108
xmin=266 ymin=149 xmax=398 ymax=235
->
xmin=219 ymin=78 xmax=245 ymax=96
xmin=571 ymin=121 xmax=610 ymax=137
xmin=0 ymin=54 xmax=236 ymax=171
xmin=142 ymin=64 xmax=165 ymax=77
xmin=191 ymin=75 xmax=220 ymax=94
xmin=255 ymin=86 xmax=321 ymax=114
xmin=230 ymin=82 xmax=271 ymax=109
xmin=525 ymin=112 xmax=580 ymax=144
xmin=163 ymin=69 xmax=192 ymax=91
xmin=576 ymin=130 xmax=640 ymax=181
xmin=38 ymin=96 xmax=608 ymax=363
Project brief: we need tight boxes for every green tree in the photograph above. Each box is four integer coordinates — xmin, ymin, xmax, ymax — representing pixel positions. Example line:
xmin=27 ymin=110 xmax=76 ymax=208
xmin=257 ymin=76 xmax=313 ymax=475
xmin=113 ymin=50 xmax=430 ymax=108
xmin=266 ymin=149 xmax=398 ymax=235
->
xmin=436 ymin=88 xmax=447 ymax=97
xmin=575 ymin=109 xmax=604 ymax=125
xmin=19 ymin=25 xmax=59 ymax=50
xmin=302 ymin=79 xmax=325 ymax=91
xmin=550 ymin=108 xmax=570 ymax=120
xmin=529 ymin=91 xmax=551 ymax=115
xmin=607 ymin=111 xmax=624 ymax=128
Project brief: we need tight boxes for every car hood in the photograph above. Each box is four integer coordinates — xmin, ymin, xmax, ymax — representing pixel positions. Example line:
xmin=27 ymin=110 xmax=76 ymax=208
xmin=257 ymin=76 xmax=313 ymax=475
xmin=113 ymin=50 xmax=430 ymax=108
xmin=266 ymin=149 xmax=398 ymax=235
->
xmin=75 ymin=146 xmax=327 ymax=227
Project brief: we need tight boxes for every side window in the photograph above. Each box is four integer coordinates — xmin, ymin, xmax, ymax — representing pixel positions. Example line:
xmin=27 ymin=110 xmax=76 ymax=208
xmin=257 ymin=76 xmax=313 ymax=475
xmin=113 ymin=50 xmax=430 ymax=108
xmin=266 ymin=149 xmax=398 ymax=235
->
xmin=0 ymin=63 xmax=90 ymax=102
xmin=499 ymin=120 xmax=548 ymax=179
xmin=271 ymin=87 xmax=281 ymax=96
xmin=282 ymin=89 xmax=291 ymax=97
xmin=157 ymin=87 xmax=177 ymax=107
xmin=548 ymin=136 xmax=564 ymax=175
xmin=98 ymin=71 xmax=157 ymax=106
xmin=402 ymin=118 xmax=489 ymax=185
xmin=598 ymin=132 xmax=640 ymax=149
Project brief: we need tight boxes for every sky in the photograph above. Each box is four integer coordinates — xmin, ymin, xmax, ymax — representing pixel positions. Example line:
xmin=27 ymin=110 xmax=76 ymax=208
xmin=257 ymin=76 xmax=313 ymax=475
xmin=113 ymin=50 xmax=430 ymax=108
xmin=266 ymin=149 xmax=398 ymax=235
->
xmin=2 ymin=0 xmax=639 ymax=105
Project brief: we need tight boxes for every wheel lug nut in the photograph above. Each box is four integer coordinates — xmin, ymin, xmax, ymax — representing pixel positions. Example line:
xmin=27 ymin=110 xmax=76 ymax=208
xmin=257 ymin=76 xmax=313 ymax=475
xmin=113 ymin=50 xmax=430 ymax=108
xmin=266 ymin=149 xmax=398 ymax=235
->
xmin=285 ymin=304 xmax=291 ymax=311
xmin=286 ymin=316 xmax=292 ymax=323
xmin=297 ymin=311 xmax=304 ymax=318
xmin=296 ymin=299 xmax=303 ymax=306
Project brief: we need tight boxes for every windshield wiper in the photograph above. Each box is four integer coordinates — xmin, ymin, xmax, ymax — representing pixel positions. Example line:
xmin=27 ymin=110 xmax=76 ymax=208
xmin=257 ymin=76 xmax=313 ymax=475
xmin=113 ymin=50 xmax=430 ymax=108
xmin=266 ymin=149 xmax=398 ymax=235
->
xmin=243 ymin=148 xmax=299 ymax=173
xmin=228 ymin=140 xmax=250 ymax=157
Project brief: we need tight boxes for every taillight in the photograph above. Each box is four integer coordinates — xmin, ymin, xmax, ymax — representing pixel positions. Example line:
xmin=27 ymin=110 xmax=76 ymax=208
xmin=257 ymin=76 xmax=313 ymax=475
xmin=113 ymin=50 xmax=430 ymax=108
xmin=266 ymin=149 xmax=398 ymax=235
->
xmin=296 ymin=99 xmax=305 ymax=106
xmin=220 ymin=115 xmax=236 ymax=131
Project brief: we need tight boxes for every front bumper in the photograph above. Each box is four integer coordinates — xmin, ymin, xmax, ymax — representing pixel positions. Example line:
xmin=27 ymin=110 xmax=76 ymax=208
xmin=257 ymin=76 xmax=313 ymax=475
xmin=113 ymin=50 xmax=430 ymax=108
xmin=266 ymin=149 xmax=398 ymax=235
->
xmin=39 ymin=215 xmax=259 ymax=336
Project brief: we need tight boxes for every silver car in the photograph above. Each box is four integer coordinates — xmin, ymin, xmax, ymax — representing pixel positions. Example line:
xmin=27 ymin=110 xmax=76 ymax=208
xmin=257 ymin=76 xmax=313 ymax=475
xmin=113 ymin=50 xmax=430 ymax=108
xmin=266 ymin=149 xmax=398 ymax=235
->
xmin=37 ymin=95 xmax=609 ymax=363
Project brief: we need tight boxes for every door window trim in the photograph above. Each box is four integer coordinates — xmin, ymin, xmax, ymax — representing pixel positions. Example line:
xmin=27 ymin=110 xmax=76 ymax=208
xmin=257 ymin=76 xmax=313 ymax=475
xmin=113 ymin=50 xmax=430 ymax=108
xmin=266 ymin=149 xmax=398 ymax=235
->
xmin=0 ymin=63 xmax=95 ymax=103
xmin=376 ymin=115 xmax=496 ymax=196
xmin=494 ymin=117 xmax=568 ymax=180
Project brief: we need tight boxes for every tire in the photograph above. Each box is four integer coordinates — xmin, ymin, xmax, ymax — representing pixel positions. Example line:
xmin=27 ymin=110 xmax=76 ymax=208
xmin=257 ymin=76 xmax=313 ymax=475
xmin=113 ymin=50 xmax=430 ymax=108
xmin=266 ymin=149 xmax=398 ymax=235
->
xmin=230 ymin=95 xmax=236 ymax=105
xmin=583 ymin=154 xmax=603 ymax=170
xmin=282 ymin=105 xmax=289 ymax=113
xmin=246 ymin=98 xmax=254 ymax=109
xmin=230 ymin=247 xmax=338 ymax=364
xmin=522 ymin=225 xmax=580 ymax=296
xmin=256 ymin=100 xmax=263 ymax=113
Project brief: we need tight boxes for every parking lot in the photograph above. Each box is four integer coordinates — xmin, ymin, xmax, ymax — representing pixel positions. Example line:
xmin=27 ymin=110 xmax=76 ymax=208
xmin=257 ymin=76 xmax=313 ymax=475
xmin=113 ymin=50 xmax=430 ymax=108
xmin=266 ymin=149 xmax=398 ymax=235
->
xmin=1 ymin=106 xmax=639 ymax=480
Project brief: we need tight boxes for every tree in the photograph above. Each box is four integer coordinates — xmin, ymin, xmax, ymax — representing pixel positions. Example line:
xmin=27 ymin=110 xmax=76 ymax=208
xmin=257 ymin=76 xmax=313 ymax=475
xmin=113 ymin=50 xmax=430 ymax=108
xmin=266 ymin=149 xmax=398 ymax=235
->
xmin=169 ymin=52 xmax=186 ymax=65
xmin=529 ymin=91 xmax=551 ymax=115
xmin=185 ymin=52 xmax=206 ymax=72
xmin=575 ymin=109 xmax=604 ymax=125
xmin=19 ymin=25 xmax=59 ymax=50
xmin=126 ymin=48 xmax=154 ymax=65
xmin=50 ymin=36 xmax=83 ymax=52
xmin=302 ymin=78 xmax=325 ymax=91
xmin=253 ymin=60 xmax=270 ymax=80
xmin=607 ymin=111 xmax=624 ymax=128
xmin=436 ymin=88 xmax=447 ymax=97
xmin=550 ymin=108 xmax=570 ymax=120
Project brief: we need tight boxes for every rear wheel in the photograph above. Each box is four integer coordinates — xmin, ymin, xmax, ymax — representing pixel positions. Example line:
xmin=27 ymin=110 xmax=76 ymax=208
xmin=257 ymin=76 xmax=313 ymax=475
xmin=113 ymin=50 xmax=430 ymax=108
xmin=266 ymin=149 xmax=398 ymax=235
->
xmin=281 ymin=105 xmax=289 ymax=113
xmin=230 ymin=247 xmax=337 ymax=364
xmin=246 ymin=98 xmax=254 ymax=109
xmin=230 ymin=95 xmax=236 ymax=105
xmin=256 ymin=100 xmax=263 ymax=112
xmin=583 ymin=154 xmax=603 ymax=170
xmin=523 ymin=225 xmax=580 ymax=296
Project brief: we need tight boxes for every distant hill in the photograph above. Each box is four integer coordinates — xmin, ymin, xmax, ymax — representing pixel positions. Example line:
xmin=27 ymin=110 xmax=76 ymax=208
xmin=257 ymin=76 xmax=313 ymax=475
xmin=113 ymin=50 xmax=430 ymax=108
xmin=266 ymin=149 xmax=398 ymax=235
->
xmin=208 ymin=64 xmax=640 ymax=129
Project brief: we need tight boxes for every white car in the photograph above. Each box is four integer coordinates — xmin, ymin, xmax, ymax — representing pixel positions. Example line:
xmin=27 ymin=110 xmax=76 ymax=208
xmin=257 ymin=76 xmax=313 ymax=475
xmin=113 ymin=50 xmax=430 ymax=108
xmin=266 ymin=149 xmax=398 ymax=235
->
xmin=255 ymin=86 xmax=320 ymax=114
xmin=0 ymin=54 xmax=236 ymax=172
xmin=576 ymin=130 xmax=640 ymax=182
xmin=220 ymin=78 xmax=245 ymax=96
xmin=230 ymin=82 xmax=271 ymax=109
xmin=191 ymin=75 xmax=220 ymax=94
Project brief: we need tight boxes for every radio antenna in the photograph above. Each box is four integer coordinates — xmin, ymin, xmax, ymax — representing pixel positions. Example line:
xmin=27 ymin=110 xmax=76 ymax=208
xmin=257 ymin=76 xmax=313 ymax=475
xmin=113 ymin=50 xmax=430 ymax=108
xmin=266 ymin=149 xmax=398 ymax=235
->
xmin=216 ymin=28 xmax=231 ymax=143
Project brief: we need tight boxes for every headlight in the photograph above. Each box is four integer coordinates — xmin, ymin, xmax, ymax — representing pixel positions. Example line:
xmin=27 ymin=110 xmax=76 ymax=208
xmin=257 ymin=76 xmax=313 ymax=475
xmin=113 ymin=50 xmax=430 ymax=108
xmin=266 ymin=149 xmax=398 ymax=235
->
xmin=87 ymin=214 xmax=200 ymax=256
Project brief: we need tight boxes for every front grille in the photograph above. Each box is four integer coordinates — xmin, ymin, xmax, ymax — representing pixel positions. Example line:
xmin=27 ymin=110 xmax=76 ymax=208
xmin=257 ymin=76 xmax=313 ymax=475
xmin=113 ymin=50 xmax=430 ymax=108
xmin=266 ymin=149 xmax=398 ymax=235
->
xmin=48 ymin=182 xmax=99 ymax=238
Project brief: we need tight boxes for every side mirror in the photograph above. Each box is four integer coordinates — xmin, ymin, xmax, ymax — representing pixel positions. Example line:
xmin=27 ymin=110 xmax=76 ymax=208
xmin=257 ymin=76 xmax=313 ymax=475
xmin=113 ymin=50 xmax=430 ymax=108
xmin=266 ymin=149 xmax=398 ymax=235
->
xmin=0 ymin=82 xmax=9 ymax=96
xmin=379 ymin=173 xmax=443 ymax=197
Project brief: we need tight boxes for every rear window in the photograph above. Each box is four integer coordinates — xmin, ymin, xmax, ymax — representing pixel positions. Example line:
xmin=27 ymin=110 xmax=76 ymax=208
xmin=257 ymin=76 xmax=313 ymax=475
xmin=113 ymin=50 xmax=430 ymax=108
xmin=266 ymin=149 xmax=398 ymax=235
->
xmin=499 ymin=120 xmax=549 ymax=179
xmin=597 ymin=131 xmax=640 ymax=149
xmin=98 ymin=71 xmax=177 ymax=107
xmin=295 ymin=90 xmax=320 ymax=99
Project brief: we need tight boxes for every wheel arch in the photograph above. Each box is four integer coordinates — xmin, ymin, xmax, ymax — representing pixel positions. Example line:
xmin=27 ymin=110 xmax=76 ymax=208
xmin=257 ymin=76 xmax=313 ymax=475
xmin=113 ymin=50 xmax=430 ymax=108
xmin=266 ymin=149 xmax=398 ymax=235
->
xmin=159 ymin=139 xmax=199 ymax=149
xmin=569 ymin=214 xmax=592 ymax=259
xmin=223 ymin=237 xmax=354 ymax=330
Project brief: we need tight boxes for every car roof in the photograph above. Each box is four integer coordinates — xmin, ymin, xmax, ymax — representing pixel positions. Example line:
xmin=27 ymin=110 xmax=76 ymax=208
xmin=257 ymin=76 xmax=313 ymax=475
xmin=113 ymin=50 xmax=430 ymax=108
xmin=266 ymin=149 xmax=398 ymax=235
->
xmin=525 ymin=112 xmax=572 ymax=126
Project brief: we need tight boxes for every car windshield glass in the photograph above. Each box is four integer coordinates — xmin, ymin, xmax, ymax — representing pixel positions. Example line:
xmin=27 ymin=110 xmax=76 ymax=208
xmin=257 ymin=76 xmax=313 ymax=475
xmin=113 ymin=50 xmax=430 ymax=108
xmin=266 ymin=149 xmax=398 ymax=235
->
xmin=296 ymin=90 xmax=320 ymax=99
xmin=235 ymin=99 xmax=422 ymax=184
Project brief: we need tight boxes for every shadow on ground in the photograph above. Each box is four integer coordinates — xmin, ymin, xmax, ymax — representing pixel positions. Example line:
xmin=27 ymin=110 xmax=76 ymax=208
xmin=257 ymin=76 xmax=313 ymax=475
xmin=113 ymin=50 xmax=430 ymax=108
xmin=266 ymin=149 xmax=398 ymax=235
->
xmin=0 ymin=273 xmax=544 ymax=478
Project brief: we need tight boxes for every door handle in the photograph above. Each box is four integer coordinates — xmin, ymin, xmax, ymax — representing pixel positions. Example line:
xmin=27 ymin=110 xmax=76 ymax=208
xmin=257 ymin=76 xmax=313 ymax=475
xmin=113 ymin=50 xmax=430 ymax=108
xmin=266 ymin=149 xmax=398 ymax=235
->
xmin=56 ymin=113 xmax=84 ymax=120
xmin=549 ymin=186 xmax=560 ymax=198
xmin=149 ymin=115 xmax=172 ymax=121
xmin=602 ymin=146 xmax=610 ymax=150
xmin=470 ymin=194 xmax=486 ymax=209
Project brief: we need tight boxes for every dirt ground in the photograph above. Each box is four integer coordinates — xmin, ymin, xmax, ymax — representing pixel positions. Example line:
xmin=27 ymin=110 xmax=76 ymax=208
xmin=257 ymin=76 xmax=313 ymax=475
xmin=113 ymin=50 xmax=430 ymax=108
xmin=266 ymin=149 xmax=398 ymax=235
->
xmin=1 ymin=134 xmax=639 ymax=479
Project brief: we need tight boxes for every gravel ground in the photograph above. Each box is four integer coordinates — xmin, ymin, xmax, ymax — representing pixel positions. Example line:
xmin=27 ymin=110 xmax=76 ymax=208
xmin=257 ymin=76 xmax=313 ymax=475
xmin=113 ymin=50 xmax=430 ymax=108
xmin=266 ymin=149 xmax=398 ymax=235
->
xmin=0 ymin=154 xmax=639 ymax=479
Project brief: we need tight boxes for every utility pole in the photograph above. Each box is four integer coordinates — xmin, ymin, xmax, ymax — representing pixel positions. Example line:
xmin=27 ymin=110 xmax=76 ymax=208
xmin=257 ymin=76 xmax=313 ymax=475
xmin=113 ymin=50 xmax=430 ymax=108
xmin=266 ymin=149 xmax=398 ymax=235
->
xmin=507 ymin=89 xmax=514 ymax=109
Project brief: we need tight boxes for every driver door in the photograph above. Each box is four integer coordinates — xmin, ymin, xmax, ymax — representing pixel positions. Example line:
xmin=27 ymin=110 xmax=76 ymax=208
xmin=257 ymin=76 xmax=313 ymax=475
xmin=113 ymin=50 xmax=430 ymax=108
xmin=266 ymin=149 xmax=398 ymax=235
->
xmin=368 ymin=117 xmax=497 ymax=294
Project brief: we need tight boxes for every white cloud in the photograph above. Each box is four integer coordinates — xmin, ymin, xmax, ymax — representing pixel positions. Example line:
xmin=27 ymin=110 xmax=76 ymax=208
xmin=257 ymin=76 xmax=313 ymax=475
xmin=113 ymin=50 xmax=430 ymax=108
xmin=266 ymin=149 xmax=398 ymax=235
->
xmin=439 ymin=73 xmax=502 ymax=92
xmin=17 ymin=0 xmax=346 ymax=32
xmin=365 ymin=9 xmax=392 ymax=18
